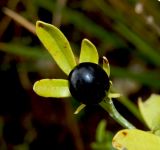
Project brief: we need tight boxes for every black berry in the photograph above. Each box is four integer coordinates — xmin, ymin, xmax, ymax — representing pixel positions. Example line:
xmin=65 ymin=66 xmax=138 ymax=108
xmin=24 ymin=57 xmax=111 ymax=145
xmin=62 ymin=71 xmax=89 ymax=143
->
xmin=68 ymin=62 xmax=110 ymax=105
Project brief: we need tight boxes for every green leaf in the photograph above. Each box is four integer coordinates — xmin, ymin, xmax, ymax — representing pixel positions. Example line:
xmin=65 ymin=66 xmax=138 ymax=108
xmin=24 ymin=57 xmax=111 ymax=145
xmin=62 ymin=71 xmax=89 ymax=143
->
xmin=113 ymin=129 xmax=160 ymax=150
xmin=102 ymin=56 xmax=110 ymax=76
xmin=138 ymin=94 xmax=160 ymax=131
xmin=36 ymin=21 xmax=76 ymax=75
xmin=74 ymin=104 xmax=86 ymax=114
xmin=96 ymin=119 xmax=107 ymax=143
xmin=33 ymin=79 xmax=71 ymax=98
xmin=79 ymin=39 xmax=99 ymax=64
xmin=91 ymin=120 xmax=115 ymax=150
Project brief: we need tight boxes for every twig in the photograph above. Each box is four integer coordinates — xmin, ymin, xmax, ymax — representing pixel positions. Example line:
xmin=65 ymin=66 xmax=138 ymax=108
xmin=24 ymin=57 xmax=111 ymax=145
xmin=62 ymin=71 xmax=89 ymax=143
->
xmin=100 ymin=98 xmax=136 ymax=129
xmin=2 ymin=7 xmax=36 ymax=34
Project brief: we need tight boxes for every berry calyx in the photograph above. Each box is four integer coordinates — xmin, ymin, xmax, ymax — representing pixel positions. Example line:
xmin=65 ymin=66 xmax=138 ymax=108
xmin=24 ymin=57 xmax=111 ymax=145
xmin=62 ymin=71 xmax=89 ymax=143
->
xmin=68 ymin=62 xmax=110 ymax=105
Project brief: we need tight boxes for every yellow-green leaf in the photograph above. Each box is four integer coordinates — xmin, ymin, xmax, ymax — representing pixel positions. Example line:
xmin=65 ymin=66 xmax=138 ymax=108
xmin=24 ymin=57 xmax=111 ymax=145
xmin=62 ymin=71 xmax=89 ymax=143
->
xmin=74 ymin=104 xmax=86 ymax=114
xmin=138 ymin=94 xmax=160 ymax=131
xmin=36 ymin=21 xmax=76 ymax=75
xmin=33 ymin=79 xmax=71 ymax=98
xmin=113 ymin=129 xmax=160 ymax=150
xmin=102 ymin=56 xmax=110 ymax=76
xmin=79 ymin=39 xmax=99 ymax=64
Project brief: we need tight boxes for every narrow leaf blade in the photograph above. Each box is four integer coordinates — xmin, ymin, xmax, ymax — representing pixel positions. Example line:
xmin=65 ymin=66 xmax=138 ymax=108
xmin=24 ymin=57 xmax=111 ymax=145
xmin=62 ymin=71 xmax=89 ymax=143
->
xmin=113 ymin=129 xmax=160 ymax=150
xmin=36 ymin=21 xmax=76 ymax=75
xmin=96 ymin=119 xmax=107 ymax=143
xmin=79 ymin=39 xmax=99 ymax=64
xmin=74 ymin=104 xmax=86 ymax=114
xmin=33 ymin=79 xmax=71 ymax=98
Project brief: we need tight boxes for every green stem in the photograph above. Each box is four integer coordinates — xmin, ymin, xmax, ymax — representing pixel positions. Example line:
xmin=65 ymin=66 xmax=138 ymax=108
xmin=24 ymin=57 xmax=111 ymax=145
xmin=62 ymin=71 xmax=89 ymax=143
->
xmin=99 ymin=98 xmax=135 ymax=129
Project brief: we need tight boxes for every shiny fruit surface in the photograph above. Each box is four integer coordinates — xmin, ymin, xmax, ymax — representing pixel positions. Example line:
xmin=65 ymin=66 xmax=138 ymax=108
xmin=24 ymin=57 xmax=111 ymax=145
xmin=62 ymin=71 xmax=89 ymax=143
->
xmin=68 ymin=62 xmax=110 ymax=105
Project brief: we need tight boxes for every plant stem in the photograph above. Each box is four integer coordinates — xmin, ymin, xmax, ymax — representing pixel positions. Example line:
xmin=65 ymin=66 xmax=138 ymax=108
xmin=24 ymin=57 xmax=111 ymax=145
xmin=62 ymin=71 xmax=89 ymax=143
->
xmin=99 ymin=98 xmax=135 ymax=129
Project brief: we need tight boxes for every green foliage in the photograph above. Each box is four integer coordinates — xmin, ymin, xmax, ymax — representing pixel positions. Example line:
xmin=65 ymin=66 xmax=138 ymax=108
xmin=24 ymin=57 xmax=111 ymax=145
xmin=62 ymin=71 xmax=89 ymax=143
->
xmin=33 ymin=79 xmax=70 ymax=98
xmin=33 ymin=21 xmax=106 ymax=101
xmin=1 ymin=0 xmax=160 ymax=90
xmin=113 ymin=129 xmax=160 ymax=150
xmin=79 ymin=39 xmax=98 ymax=64
xmin=1 ymin=0 xmax=160 ymax=149
xmin=33 ymin=21 xmax=120 ymax=118
xmin=91 ymin=120 xmax=115 ymax=150
xmin=36 ymin=21 xmax=76 ymax=75
xmin=138 ymin=94 xmax=160 ymax=132
xmin=113 ymin=94 xmax=160 ymax=149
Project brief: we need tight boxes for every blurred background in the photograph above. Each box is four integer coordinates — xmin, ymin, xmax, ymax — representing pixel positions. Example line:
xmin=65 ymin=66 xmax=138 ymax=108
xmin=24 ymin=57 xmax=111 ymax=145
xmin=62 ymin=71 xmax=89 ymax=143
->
xmin=0 ymin=0 xmax=160 ymax=149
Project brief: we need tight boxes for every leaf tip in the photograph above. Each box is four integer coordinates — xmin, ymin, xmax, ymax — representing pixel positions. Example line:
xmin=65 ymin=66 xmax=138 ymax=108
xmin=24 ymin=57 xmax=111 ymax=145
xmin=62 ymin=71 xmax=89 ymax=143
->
xmin=36 ymin=21 xmax=44 ymax=28
xmin=36 ymin=21 xmax=46 ymax=36
xmin=74 ymin=104 xmax=86 ymax=114
xmin=82 ymin=38 xmax=94 ymax=46
xmin=82 ymin=38 xmax=89 ymax=42
xmin=33 ymin=81 xmax=39 ymax=93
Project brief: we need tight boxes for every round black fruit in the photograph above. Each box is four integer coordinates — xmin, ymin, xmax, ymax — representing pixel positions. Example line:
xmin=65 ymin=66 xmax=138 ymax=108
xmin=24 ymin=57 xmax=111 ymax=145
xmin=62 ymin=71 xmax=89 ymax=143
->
xmin=68 ymin=62 xmax=110 ymax=105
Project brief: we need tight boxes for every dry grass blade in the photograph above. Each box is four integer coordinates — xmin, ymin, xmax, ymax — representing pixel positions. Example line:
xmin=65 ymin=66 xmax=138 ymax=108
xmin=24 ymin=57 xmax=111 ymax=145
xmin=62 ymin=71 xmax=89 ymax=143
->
xmin=2 ymin=7 xmax=36 ymax=34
